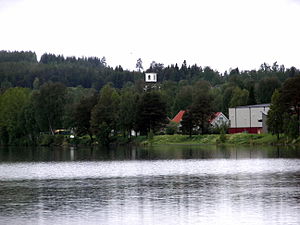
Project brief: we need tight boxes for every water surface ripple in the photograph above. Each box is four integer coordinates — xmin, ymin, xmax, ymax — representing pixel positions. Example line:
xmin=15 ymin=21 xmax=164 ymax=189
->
xmin=0 ymin=146 xmax=299 ymax=225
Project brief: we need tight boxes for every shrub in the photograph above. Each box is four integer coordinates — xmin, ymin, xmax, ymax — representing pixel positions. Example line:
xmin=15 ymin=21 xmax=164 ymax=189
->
xmin=165 ymin=121 xmax=178 ymax=135
xmin=38 ymin=134 xmax=54 ymax=146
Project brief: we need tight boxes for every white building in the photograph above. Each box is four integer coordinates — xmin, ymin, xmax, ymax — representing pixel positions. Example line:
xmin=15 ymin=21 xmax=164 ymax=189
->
xmin=145 ymin=73 xmax=157 ymax=83
xmin=229 ymin=104 xmax=270 ymax=134
xmin=210 ymin=112 xmax=229 ymax=128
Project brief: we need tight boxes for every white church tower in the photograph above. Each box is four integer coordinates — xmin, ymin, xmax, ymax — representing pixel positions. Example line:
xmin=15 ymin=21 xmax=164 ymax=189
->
xmin=145 ymin=73 xmax=157 ymax=83
xmin=144 ymin=72 xmax=158 ymax=91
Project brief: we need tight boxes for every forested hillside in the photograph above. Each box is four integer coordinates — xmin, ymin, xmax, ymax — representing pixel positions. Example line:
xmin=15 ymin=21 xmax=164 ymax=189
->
xmin=1 ymin=50 xmax=300 ymax=146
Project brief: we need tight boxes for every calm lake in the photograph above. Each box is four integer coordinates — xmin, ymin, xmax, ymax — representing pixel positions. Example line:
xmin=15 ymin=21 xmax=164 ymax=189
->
xmin=0 ymin=145 xmax=300 ymax=225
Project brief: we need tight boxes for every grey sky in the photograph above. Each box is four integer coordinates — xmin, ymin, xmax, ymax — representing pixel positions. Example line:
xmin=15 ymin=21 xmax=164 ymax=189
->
xmin=0 ymin=0 xmax=299 ymax=72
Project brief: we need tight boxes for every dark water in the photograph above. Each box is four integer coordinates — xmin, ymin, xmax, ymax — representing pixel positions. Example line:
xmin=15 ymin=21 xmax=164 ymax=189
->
xmin=0 ymin=145 xmax=300 ymax=225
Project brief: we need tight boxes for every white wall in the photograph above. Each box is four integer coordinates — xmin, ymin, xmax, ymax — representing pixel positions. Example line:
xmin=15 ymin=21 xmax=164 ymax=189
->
xmin=211 ymin=113 xmax=229 ymax=127
xmin=229 ymin=106 xmax=269 ymax=128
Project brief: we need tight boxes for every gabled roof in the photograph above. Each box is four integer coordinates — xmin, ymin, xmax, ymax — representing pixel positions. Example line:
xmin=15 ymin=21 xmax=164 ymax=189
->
xmin=171 ymin=110 xmax=186 ymax=123
xmin=172 ymin=111 xmax=227 ymax=124
xmin=209 ymin=112 xmax=228 ymax=123
xmin=209 ymin=112 xmax=221 ymax=123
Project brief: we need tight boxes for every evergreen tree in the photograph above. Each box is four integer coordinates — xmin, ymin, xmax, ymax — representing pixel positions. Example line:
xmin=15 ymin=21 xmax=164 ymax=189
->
xmin=119 ymin=88 xmax=139 ymax=138
xmin=281 ymin=75 xmax=300 ymax=136
xmin=190 ymin=93 xmax=214 ymax=134
xmin=180 ymin=109 xmax=195 ymax=137
xmin=73 ymin=94 xmax=98 ymax=143
xmin=255 ymin=77 xmax=281 ymax=104
xmin=136 ymin=91 xmax=168 ymax=135
xmin=267 ymin=89 xmax=284 ymax=140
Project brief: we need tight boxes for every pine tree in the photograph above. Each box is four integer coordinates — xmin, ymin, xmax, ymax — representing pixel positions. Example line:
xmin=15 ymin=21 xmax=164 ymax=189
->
xmin=267 ymin=89 xmax=284 ymax=140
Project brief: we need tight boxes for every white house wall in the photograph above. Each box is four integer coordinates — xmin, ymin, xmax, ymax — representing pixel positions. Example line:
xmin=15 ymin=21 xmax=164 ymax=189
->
xmin=237 ymin=108 xmax=250 ymax=128
xmin=211 ymin=113 xmax=229 ymax=127
xmin=229 ymin=106 xmax=269 ymax=128
xmin=229 ymin=108 xmax=236 ymax=127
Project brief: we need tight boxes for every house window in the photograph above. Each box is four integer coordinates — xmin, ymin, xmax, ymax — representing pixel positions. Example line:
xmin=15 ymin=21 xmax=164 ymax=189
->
xmin=148 ymin=75 xmax=151 ymax=80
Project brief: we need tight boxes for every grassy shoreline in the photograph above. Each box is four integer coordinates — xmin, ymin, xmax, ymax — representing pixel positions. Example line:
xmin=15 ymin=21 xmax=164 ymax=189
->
xmin=3 ymin=133 xmax=300 ymax=147
xmin=141 ymin=133 xmax=300 ymax=146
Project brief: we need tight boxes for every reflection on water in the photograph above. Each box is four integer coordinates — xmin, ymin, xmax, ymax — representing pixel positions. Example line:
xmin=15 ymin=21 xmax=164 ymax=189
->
xmin=1 ymin=145 xmax=300 ymax=162
xmin=0 ymin=145 xmax=300 ymax=225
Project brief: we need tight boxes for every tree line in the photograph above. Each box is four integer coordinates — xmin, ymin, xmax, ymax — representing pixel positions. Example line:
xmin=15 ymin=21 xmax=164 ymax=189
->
xmin=0 ymin=82 xmax=169 ymax=145
xmin=267 ymin=75 xmax=300 ymax=140
xmin=1 ymin=50 xmax=300 ymax=145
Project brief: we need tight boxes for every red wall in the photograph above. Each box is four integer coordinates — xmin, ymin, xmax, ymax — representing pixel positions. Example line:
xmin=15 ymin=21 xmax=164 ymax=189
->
xmin=228 ymin=127 xmax=262 ymax=134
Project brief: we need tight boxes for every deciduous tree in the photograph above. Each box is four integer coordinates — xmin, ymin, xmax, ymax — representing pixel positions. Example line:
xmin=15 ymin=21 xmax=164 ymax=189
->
xmin=91 ymin=84 xmax=120 ymax=146
xmin=32 ymin=82 xmax=67 ymax=134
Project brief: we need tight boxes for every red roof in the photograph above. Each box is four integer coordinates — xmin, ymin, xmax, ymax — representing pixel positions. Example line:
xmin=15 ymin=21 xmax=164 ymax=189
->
xmin=172 ymin=111 xmax=224 ymax=124
xmin=171 ymin=110 xmax=186 ymax=123
xmin=209 ymin=112 xmax=222 ymax=123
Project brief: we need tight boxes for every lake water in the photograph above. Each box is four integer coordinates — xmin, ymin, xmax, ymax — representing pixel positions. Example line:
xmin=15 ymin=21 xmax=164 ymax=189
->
xmin=0 ymin=145 xmax=300 ymax=225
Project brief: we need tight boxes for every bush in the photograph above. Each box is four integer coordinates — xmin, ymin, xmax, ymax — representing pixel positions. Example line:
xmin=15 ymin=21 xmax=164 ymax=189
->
xmin=38 ymin=134 xmax=54 ymax=146
xmin=148 ymin=129 xmax=154 ymax=140
xmin=38 ymin=134 xmax=66 ymax=146
xmin=218 ymin=127 xmax=227 ymax=143
xmin=210 ymin=123 xmax=229 ymax=134
xmin=283 ymin=114 xmax=299 ymax=140
xmin=165 ymin=121 xmax=178 ymax=135
xmin=53 ymin=135 xmax=65 ymax=146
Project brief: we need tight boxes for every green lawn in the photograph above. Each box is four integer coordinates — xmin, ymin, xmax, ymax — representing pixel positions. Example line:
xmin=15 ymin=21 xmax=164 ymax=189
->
xmin=140 ymin=133 xmax=299 ymax=146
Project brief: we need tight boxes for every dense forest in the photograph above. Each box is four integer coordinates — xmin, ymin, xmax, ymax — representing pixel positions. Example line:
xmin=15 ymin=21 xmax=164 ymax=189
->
xmin=0 ymin=50 xmax=300 ymax=146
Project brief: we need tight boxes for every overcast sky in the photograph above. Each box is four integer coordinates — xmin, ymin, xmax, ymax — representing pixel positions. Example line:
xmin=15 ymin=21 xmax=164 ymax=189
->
xmin=0 ymin=0 xmax=300 ymax=72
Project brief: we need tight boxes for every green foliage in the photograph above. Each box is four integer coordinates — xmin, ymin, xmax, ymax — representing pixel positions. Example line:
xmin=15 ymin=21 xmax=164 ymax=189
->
xmin=148 ymin=129 xmax=154 ymax=140
xmin=281 ymin=75 xmax=300 ymax=136
xmin=32 ymin=82 xmax=67 ymax=134
xmin=2 ymin=50 xmax=300 ymax=146
xmin=210 ymin=123 xmax=229 ymax=134
xmin=91 ymin=84 xmax=120 ymax=146
xmin=283 ymin=114 xmax=299 ymax=140
xmin=118 ymin=88 xmax=139 ymax=138
xmin=38 ymin=134 xmax=54 ymax=146
xmin=165 ymin=121 xmax=178 ymax=135
xmin=38 ymin=134 xmax=66 ymax=146
xmin=0 ymin=87 xmax=31 ymax=144
xmin=190 ymin=89 xmax=214 ymax=134
xmin=136 ymin=91 xmax=168 ymax=135
xmin=229 ymin=87 xmax=249 ymax=107
xmin=160 ymin=81 xmax=178 ymax=117
xmin=64 ymin=86 xmax=97 ymax=129
xmin=0 ymin=50 xmax=37 ymax=63
xmin=218 ymin=127 xmax=227 ymax=143
xmin=172 ymin=85 xmax=193 ymax=115
xmin=267 ymin=89 xmax=284 ymax=139
xmin=180 ymin=110 xmax=195 ymax=137
xmin=211 ymin=87 xmax=223 ymax=113
xmin=73 ymin=94 xmax=97 ymax=141
xmin=255 ymin=77 xmax=281 ymax=104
